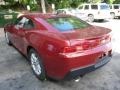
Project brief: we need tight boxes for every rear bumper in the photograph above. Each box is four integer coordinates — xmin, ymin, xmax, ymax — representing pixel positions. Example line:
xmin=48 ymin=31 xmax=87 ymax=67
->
xmin=46 ymin=42 xmax=112 ymax=80
xmin=64 ymin=56 xmax=112 ymax=80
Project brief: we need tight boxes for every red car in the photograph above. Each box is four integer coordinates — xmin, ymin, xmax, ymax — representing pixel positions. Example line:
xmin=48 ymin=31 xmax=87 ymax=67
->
xmin=4 ymin=13 xmax=112 ymax=80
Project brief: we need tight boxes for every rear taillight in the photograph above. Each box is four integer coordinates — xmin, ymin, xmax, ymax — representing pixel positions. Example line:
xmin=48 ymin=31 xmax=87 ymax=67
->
xmin=104 ymin=35 xmax=111 ymax=42
xmin=99 ymin=35 xmax=111 ymax=45
xmin=63 ymin=46 xmax=76 ymax=53
xmin=62 ymin=35 xmax=111 ymax=53
xmin=62 ymin=42 xmax=91 ymax=53
xmin=82 ymin=41 xmax=91 ymax=50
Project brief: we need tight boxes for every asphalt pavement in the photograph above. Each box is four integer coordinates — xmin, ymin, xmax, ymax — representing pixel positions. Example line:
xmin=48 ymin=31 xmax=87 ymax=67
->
xmin=0 ymin=19 xmax=120 ymax=90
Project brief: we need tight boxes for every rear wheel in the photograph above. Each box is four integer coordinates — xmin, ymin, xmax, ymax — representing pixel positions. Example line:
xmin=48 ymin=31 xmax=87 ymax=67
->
xmin=28 ymin=49 xmax=46 ymax=81
xmin=5 ymin=32 xmax=12 ymax=45
xmin=88 ymin=14 xmax=94 ymax=22
xmin=118 ymin=16 xmax=120 ymax=19
xmin=110 ymin=13 xmax=115 ymax=19
xmin=99 ymin=19 xmax=104 ymax=22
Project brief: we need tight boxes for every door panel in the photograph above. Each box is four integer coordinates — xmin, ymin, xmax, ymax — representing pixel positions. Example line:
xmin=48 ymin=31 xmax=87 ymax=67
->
xmin=16 ymin=17 xmax=35 ymax=53
xmin=11 ymin=17 xmax=27 ymax=51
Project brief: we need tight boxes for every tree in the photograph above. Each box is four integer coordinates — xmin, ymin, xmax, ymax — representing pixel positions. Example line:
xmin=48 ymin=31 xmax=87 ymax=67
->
xmin=102 ymin=0 xmax=115 ymax=3
xmin=3 ymin=0 xmax=16 ymax=5
xmin=109 ymin=0 xmax=115 ymax=4
xmin=113 ymin=0 xmax=120 ymax=4
xmin=3 ymin=0 xmax=117 ymax=11
xmin=47 ymin=0 xmax=89 ymax=9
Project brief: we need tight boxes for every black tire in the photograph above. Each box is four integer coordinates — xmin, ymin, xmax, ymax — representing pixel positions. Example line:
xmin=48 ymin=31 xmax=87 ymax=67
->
xmin=5 ymin=32 xmax=12 ymax=45
xmin=28 ymin=49 xmax=46 ymax=81
xmin=99 ymin=19 xmax=104 ymax=22
xmin=88 ymin=14 xmax=94 ymax=22
xmin=118 ymin=16 xmax=120 ymax=19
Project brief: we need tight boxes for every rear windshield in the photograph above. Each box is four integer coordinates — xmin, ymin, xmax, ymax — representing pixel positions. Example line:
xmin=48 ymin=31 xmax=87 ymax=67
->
xmin=46 ymin=17 xmax=89 ymax=32
xmin=100 ymin=4 xmax=110 ymax=10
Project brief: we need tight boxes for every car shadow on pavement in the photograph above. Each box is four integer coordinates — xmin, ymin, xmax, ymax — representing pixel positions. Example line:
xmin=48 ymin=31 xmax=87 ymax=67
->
xmin=93 ymin=19 xmax=109 ymax=23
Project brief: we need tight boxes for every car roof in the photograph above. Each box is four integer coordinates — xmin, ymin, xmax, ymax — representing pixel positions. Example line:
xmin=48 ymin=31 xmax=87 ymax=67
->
xmin=78 ymin=3 xmax=109 ymax=8
xmin=57 ymin=8 xmax=74 ymax=10
xmin=81 ymin=3 xmax=108 ymax=5
xmin=57 ymin=9 xmax=67 ymax=10
xmin=110 ymin=4 xmax=120 ymax=5
xmin=22 ymin=13 xmax=71 ymax=19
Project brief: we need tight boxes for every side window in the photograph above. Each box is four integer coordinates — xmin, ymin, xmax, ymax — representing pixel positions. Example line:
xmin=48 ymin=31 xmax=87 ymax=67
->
xmin=61 ymin=10 xmax=66 ymax=14
xmin=57 ymin=10 xmax=62 ymax=14
xmin=91 ymin=5 xmax=98 ymax=10
xmin=110 ymin=5 xmax=112 ymax=9
xmin=114 ymin=5 xmax=119 ymax=9
xmin=14 ymin=17 xmax=22 ymax=25
xmin=14 ymin=17 xmax=27 ymax=29
xmin=23 ymin=19 xmax=35 ymax=30
xmin=78 ymin=5 xmax=83 ymax=9
xmin=57 ymin=10 xmax=65 ymax=14
xmin=84 ymin=5 xmax=89 ymax=10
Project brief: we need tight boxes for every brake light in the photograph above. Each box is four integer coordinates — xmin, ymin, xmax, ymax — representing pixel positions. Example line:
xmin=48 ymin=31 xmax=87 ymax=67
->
xmin=62 ymin=42 xmax=91 ymax=53
xmin=62 ymin=35 xmax=111 ymax=53
xmin=82 ymin=41 xmax=91 ymax=50
xmin=105 ymin=35 xmax=111 ymax=42
xmin=63 ymin=46 xmax=76 ymax=53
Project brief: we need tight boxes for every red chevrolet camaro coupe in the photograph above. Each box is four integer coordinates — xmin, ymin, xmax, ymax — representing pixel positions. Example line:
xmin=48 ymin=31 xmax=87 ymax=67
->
xmin=4 ymin=13 xmax=112 ymax=80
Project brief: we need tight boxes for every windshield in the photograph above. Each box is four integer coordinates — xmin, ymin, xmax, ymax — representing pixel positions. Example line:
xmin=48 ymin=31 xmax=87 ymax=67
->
xmin=100 ymin=4 xmax=110 ymax=10
xmin=46 ymin=17 xmax=89 ymax=32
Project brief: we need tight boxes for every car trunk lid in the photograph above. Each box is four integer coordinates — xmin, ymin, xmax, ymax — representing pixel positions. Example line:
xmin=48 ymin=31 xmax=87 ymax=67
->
xmin=61 ymin=26 xmax=111 ymax=53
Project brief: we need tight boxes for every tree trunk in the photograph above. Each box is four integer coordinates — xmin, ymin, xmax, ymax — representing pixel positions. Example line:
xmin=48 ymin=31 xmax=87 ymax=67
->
xmin=41 ymin=0 xmax=46 ymax=13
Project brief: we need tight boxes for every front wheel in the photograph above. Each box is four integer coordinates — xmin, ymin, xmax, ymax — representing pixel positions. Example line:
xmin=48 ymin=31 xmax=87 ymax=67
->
xmin=88 ymin=14 xmax=94 ymax=22
xmin=28 ymin=49 xmax=46 ymax=81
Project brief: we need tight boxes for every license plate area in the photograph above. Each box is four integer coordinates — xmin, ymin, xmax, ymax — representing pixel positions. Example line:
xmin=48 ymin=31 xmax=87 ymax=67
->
xmin=95 ymin=52 xmax=111 ymax=68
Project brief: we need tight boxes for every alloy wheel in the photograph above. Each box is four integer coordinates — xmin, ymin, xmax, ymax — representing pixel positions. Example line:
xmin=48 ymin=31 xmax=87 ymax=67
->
xmin=30 ymin=53 xmax=42 ymax=75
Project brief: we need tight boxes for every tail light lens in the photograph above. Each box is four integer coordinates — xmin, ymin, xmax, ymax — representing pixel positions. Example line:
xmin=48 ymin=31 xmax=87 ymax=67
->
xmin=104 ymin=35 xmax=111 ymax=42
xmin=62 ymin=42 xmax=91 ymax=53
xmin=62 ymin=35 xmax=111 ymax=53
xmin=63 ymin=46 xmax=76 ymax=53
